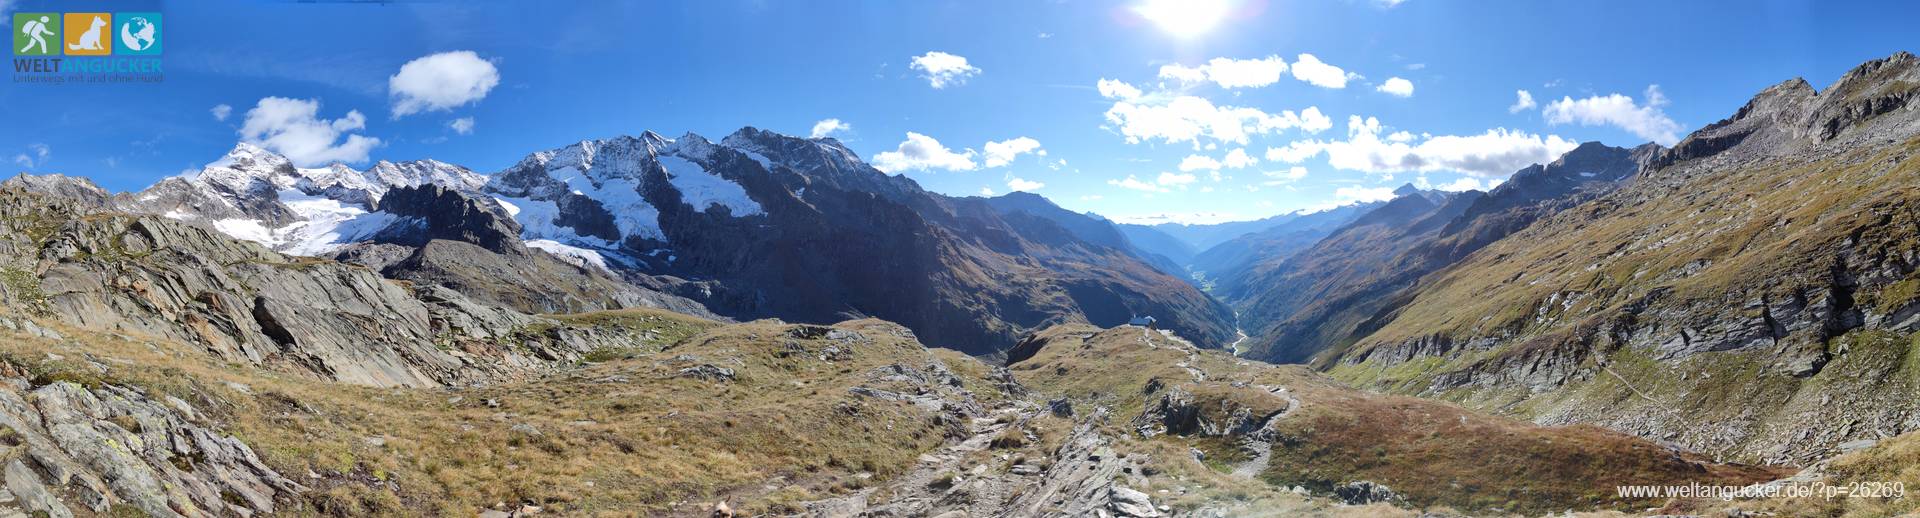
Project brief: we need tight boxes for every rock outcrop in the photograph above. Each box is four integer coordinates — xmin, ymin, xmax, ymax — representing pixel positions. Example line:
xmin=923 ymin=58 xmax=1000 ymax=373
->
xmin=0 ymin=376 xmax=300 ymax=518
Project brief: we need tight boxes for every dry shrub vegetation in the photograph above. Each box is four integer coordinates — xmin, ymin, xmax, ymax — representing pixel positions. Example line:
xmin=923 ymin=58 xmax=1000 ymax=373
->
xmin=0 ymin=310 xmax=995 ymax=516
xmin=1009 ymin=324 xmax=1786 ymax=515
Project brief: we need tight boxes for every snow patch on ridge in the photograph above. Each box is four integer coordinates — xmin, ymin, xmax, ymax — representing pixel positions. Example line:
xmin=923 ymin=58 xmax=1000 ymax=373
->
xmin=657 ymin=155 xmax=764 ymax=216
xmin=526 ymin=239 xmax=612 ymax=271
xmin=183 ymin=189 xmax=400 ymax=255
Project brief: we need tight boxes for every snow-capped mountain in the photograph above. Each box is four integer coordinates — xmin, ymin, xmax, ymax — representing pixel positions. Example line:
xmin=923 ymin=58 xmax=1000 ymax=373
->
xmin=485 ymin=131 xmax=768 ymax=270
xmin=129 ymin=127 xmax=1235 ymax=355
xmin=129 ymin=142 xmax=488 ymax=255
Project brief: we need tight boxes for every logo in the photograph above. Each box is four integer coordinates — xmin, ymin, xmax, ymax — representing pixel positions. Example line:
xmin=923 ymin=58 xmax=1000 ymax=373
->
xmin=115 ymin=13 xmax=161 ymax=55
xmin=12 ymin=13 xmax=60 ymax=56
xmin=62 ymin=13 xmax=111 ymax=56
xmin=12 ymin=11 xmax=164 ymax=84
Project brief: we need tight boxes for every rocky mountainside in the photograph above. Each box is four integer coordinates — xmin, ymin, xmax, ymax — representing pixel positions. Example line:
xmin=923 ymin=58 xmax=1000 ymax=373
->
xmin=981 ymin=191 xmax=1192 ymax=282
xmin=1326 ymin=51 xmax=1920 ymax=465
xmin=0 ymin=184 xmax=709 ymax=389
xmin=1228 ymin=143 xmax=1657 ymax=364
xmin=1114 ymin=224 xmax=1198 ymax=268
xmin=86 ymin=128 xmax=1235 ymax=355
xmin=1224 ymin=186 xmax=1484 ymax=362
xmin=1189 ymin=201 xmax=1382 ymax=295
xmin=1132 ymin=214 xmax=1309 ymax=254
xmin=481 ymin=128 xmax=1235 ymax=353
xmin=987 ymin=324 xmax=1782 ymax=516
xmin=0 ymin=172 xmax=1807 ymax=516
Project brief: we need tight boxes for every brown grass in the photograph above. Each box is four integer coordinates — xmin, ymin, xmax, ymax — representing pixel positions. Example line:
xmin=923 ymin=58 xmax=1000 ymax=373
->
xmin=0 ymin=314 xmax=996 ymax=516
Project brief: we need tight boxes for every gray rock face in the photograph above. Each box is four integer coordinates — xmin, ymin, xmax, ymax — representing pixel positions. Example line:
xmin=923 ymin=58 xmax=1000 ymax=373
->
xmin=1108 ymin=486 xmax=1160 ymax=517
xmin=0 ymin=379 xmax=300 ymax=517
xmin=370 ymin=184 xmax=524 ymax=254
xmin=0 ymin=174 xmax=112 ymax=211
xmin=0 ymin=188 xmax=689 ymax=388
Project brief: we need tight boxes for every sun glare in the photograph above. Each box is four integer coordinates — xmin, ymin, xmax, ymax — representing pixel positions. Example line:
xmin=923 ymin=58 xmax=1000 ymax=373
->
xmin=1133 ymin=0 xmax=1236 ymax=39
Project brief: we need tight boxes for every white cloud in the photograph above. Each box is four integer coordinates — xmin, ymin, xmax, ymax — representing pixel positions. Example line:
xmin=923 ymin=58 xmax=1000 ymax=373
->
xmin=1290 ymin=54 xmax=1352 ymax=89
xmin=1108 ymin=175 xmax=1166 ymax=193
xmin=211 ymin=104 xmax=233 ymax=121
xmin=1178 ymin=154 xmax=1222 ymax=172
xmin=1109 ymin=171 xmax=1198 ymax=193
xmin=1417 ymin=175 xmax=1502 ymax=192
xmin=1406 ymin=63 xmax=1427 ymax=71
xmin=1542 ymin=85 xmax=1682 ymax=145
xmin=1262 ymin=166 xmax=1309 ymax=185
xmin=1104 ymin=96 xmax=1331 ymax=147
xmin=1007 ymin=177 xmax=1044 ymax=191
xmin=1097 ymin=78 xmax=1144 ymax=100
xmin=810 ymin=118 xmax=851 ymax=138
xmin=12 ymin=143 xmax=49 ymax=168
xmin=1264 ymin=141 xmax=1321 ymax=164
xmin=1376 ymin=77 xmax=1414 ymax=97
xmin=1158 ymin=55 xmax=1288 ymax=89
xmin=448 ymin=117 xmax=476 ymax=135
xmin=909 ymin=51 xmax=981 ymax=89
xmin=980 ymin=187 xmax=996 ymax=196
xmin=1107 ymin=211 xmax=1247 ymax=225
xmin=388 ymin=50 xmax=500 ymax=118
xmin=1276 ymin=115 xmax=1579 ymax=178
xmin=1158 ymin=63 xmax=1206 ymax=84
xmin=983 ymin=137 xmax=1045 ymax=168
xmin=1508 ymin=90 xmax=1536 ymax=113
xmin=870 ymin=132 xmax=977 ymax=173
xmin=238 ymin=97 xmax=382 ymax=166
xmin=1333 ymin=186 xmax=1399 ymax=203
xmin=1222 ymin=148 xmax=1257 ymax=169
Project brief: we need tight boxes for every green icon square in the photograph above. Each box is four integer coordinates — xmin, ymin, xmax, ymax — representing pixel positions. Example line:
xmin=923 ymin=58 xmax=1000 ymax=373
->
xmin=13 ymin=13 xmax=61 ymax=56
xmin=114 ymin=12 xmax=161 ymax=55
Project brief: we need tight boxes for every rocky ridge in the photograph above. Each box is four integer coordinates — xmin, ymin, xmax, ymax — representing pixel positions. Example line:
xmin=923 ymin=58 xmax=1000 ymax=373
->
xmin=1328 ymin=51 xmax=1920 ymax=465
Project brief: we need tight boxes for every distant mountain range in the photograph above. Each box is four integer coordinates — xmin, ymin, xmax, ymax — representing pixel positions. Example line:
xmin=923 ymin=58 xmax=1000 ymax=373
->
xmin=16 ymin=127 xmax=1234 ymax=356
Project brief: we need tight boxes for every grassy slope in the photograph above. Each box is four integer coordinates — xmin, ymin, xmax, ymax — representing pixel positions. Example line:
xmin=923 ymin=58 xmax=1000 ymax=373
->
xmin=1010 ymin=325 xmax=1786 ymax=515
xmin=0 ymin=311 xmax=1001 ymax=516
xmin=1364 ymin=137 xmax=1920 ymax=350
xmin=1324 ymin=136 xmax=1920 ymax=463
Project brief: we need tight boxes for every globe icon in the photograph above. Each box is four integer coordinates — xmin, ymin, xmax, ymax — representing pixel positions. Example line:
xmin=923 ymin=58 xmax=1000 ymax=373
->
xmin=121 ymin=17 xmax=157 ymax=51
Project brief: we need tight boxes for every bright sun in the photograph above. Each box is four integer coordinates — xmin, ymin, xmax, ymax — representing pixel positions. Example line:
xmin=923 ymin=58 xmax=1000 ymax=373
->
xmin=1133 ymin=0 xmax=1236 ymax=39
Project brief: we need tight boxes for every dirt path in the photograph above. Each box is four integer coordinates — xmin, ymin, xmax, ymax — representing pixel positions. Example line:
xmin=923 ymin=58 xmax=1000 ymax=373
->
xmin=800 ymin=403 xmax=1033 ymax=517
xmin=1231 ymin=384 xmax=1300 ymax=479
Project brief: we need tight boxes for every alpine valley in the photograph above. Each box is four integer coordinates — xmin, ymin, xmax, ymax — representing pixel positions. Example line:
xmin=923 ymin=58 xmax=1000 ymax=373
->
xmin=2 ymin=51 xmax=1920 ymax=518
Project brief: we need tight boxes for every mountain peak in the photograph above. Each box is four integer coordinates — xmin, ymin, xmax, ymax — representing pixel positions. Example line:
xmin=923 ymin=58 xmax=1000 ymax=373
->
xmin=209 ymin=141 xmax=291 ymax=170
xmin=1392 ymin=183 xmax=1421 ymax=196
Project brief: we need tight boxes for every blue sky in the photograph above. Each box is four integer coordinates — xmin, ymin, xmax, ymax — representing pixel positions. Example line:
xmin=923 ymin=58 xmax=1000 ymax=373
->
xmin=2 ymin=0 xmax=1914 ymax=223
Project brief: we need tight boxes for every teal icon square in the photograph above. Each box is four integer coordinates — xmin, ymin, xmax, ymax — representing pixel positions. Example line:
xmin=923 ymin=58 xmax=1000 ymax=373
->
xmin=113 ymin=12 xmax=162 ymax=55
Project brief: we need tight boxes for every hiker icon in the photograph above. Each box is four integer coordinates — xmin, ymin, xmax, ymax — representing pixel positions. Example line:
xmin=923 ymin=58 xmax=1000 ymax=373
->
xmin=18 ymin=16 xmax=54 ymax=54
xmin=68 ymin=14 xmax=106 ymax=51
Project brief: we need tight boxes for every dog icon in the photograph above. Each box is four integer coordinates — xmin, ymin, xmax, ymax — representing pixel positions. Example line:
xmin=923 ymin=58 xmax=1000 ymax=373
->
xmin=68 ymin=14 xmax=107 ymax=51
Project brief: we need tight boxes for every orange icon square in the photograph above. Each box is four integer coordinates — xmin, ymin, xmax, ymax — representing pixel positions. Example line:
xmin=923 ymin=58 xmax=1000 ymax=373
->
xmin=62 ymin=12 xmax=112 ymax=55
